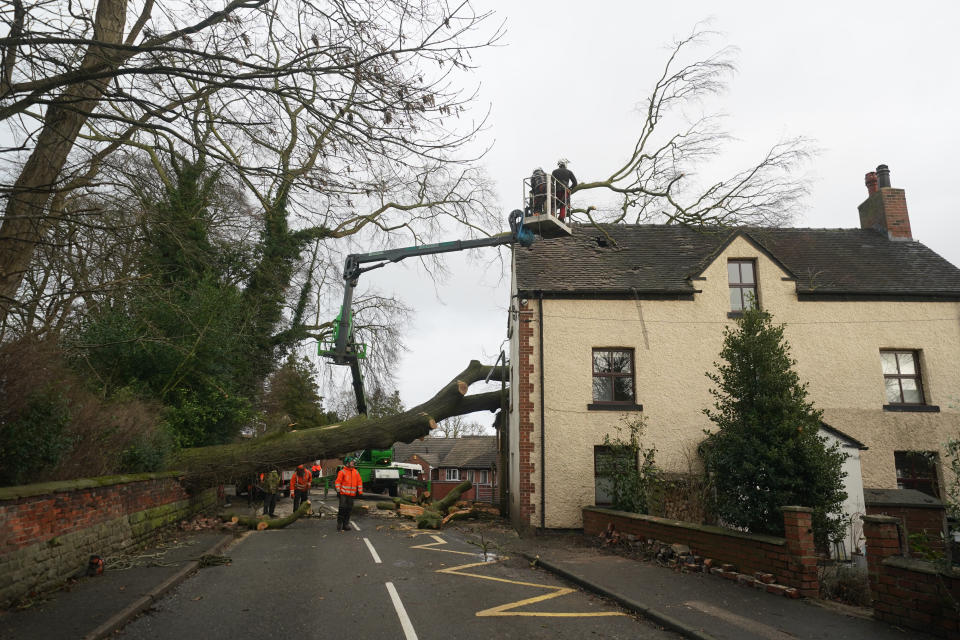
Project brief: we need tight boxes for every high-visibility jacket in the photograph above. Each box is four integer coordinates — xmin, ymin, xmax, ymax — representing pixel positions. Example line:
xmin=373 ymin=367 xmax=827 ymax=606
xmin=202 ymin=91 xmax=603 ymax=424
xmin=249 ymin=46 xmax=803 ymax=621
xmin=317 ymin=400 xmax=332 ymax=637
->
xmin=335 ymin=467 xmax=363 ymax=496
xmin=290 ymin=469 xmax=312 ymax=493
xmin=311 ymin=464 xmax=322 ymax=479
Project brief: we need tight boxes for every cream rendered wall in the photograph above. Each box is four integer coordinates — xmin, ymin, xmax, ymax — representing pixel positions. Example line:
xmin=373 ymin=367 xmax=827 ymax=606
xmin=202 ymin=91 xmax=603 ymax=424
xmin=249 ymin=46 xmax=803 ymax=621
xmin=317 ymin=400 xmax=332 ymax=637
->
xmin=536 ymin=235 xmax=960 ymax=529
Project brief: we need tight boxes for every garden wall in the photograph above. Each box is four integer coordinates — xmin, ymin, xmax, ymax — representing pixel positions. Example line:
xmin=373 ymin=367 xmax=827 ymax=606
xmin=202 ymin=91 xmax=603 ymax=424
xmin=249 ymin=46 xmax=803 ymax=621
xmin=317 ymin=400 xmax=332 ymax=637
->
xmin=583 ymin=505 xmax=819 ymax=597
xmin=862 ymin=514 xmax=960 ymax=638
xmin=0 ymin=472 xmax=218 ymax=607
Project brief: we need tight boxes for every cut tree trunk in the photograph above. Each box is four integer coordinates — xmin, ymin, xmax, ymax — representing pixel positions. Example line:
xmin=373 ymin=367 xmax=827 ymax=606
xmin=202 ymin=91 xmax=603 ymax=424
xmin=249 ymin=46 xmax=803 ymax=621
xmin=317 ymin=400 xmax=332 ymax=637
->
xmin=221 ymin=500 xmax=312 ymax=529
xmin=171 ymin=361 xmax=504 ymax=490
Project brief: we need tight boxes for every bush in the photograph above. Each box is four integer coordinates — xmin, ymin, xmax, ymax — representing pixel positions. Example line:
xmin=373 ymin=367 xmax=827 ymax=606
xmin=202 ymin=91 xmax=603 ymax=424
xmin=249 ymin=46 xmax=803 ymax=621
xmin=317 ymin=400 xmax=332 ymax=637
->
xmin=819 ymin=564 xmax=870 ymax=607
xmin=0 ymin=390 xmax=73 ymax=485
xmin=597 ymin=416 xmax=660 ymax=513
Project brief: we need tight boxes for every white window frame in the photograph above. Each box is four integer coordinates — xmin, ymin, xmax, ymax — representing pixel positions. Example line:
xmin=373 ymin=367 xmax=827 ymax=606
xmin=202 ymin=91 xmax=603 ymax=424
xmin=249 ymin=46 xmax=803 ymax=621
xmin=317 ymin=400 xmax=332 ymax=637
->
xmin=445 ymin=468 xmax=460 ymax=481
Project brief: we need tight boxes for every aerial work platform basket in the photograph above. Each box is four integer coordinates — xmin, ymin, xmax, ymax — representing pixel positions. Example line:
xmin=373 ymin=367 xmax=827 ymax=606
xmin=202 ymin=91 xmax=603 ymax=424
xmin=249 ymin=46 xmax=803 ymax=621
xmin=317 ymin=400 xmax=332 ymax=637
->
xmin=522 ymin=172 xmax=574 ymax=238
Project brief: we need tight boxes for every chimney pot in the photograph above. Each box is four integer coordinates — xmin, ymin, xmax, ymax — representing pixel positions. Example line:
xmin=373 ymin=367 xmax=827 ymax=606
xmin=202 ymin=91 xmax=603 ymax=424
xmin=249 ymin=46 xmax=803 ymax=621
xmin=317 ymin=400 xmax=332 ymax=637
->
xmin=865 ymin=171 xmax=878 ymax=195
xmin=876 ymin=164 xmax=891 ymax=188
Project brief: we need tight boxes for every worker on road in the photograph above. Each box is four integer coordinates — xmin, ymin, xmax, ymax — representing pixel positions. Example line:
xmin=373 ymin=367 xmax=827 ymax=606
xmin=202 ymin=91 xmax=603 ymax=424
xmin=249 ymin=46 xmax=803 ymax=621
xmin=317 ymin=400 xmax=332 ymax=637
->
xmin=261 ymin=469 xmax=280 ymax=518
xmin=335 ymin=457 xmax=363 ymax=532
xmin=290 ymin=465 xmax=312 ymax=512
xmin=551 ymin=159 xmax=577 ymax=221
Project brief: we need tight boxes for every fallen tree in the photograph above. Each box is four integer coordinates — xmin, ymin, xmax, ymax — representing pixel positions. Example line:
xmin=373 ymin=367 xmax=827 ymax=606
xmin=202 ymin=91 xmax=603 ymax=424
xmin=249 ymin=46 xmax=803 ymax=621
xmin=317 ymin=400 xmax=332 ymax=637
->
xmin=171 ymin=361 xmax=504 ymax=491
xmin=221 ymin=500 xmax=313 ymax=530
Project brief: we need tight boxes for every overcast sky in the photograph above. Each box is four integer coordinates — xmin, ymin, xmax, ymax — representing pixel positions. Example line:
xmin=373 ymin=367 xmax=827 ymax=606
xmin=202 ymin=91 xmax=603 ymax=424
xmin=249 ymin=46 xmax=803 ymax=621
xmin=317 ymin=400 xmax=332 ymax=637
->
xmin=323 ymin=1 xmax=960 ymax=425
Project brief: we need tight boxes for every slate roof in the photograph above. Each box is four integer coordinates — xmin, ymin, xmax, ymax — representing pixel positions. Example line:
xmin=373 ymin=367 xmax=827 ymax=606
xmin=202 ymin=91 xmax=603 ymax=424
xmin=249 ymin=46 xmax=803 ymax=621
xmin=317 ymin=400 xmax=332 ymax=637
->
xmin=863 ymin=488 xmax=944 ymax=508
xmin=393 ymin=436 xmax=496 ymax=469
xmin=515 ymin=224 xmax=960 ymax=299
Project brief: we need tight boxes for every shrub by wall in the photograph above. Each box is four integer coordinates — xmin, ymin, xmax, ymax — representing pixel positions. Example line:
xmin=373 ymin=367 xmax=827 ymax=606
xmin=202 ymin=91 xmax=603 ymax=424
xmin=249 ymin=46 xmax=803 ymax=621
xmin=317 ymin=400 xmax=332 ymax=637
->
xmin=0 ymin=472 xmax=218 ymax=607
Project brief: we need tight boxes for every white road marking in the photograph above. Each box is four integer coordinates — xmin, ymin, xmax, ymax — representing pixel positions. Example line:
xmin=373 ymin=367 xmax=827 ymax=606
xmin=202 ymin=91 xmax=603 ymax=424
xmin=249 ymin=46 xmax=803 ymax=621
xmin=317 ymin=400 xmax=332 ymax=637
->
xmin=386 ymin=582 xmax=419 ymax=640
xmin=363 ymin=537 xmax=382 ymax=564
xmin=351 ymin=521 xmax=361 ymax=531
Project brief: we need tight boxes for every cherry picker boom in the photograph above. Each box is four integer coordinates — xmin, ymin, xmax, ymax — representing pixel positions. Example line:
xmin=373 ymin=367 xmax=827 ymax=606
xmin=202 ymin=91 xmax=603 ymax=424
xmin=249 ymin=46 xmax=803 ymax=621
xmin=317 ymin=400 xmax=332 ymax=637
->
xmin=319 ymin=207 xmax=570 ymax=415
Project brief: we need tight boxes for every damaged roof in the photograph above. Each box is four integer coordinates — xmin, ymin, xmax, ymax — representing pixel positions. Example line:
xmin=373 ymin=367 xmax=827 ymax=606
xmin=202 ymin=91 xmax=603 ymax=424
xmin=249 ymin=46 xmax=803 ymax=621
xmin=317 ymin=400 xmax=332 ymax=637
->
xmin=393 ymin=436 xmax=496 ymax=469
xmin=515 ymin=224 xmax=960 ymax=299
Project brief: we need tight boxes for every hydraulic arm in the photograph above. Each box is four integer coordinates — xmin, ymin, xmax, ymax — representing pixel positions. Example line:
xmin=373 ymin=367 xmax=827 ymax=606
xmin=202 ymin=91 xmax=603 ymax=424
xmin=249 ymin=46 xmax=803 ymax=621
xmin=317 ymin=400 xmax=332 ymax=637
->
xmin=320 ymin=210 xmax=534 ymax=416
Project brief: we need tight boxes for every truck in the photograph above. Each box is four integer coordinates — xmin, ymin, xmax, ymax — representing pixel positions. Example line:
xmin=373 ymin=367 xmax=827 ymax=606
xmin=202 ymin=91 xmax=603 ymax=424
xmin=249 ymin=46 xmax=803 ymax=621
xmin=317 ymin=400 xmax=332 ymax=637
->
xmin=330 ymin=449 xmax=423 ymax=497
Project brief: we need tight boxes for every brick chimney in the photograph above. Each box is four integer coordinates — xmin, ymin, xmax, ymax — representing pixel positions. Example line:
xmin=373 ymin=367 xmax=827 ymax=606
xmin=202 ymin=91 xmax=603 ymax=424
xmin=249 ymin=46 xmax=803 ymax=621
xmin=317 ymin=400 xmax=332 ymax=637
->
xmin=858 ymin=164 xmax=912 ymax=240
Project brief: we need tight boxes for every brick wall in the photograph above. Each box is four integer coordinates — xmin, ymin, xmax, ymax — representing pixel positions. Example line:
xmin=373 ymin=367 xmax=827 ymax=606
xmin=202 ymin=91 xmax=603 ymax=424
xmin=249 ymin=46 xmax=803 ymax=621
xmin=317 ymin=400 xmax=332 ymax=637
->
xmin=862 ymin=514 xmax=960 ymax=638
xmin=584 ymin=505 xmax=819 ymax=597
xmin=0 ymin=472 xmax=218 ymax=607
xmin=866 ymin=503 xmax=945 ymax=556
xmin=516 ymin=304 xmax=536 ymax=526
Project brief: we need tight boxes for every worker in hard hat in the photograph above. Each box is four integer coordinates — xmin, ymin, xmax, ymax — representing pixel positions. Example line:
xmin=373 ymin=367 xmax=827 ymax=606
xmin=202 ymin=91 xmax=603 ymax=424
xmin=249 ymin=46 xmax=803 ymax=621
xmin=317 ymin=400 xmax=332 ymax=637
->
xmin=551 ymin=159 xmax=577 ymax=221
xmin=335 ymin=457 xmax=364 ymax=532
xmin=290 ymin=464 xmax=312 ymax=512
xmin=529 ymin=168 xmax=548 ymax=215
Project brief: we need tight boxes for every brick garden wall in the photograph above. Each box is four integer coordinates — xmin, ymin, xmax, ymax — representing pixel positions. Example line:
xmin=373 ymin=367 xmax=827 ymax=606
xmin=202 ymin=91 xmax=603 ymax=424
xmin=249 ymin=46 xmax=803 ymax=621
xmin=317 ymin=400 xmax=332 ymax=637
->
xmin=0 ymin=472 xmax=218 ymax=608
xmin=862 ymin=514 xmax=960 ymax=638
xmin=583 ymin=505 xmax=819 ymax=597
xmin=865 ymin=503 xmax=946 ymax=556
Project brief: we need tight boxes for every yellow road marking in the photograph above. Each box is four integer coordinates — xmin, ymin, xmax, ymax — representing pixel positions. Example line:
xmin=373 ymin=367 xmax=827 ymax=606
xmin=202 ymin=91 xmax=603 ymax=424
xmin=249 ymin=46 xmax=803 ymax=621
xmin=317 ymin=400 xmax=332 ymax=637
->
xmin=412 ymin=536 xmax=626 ymax=618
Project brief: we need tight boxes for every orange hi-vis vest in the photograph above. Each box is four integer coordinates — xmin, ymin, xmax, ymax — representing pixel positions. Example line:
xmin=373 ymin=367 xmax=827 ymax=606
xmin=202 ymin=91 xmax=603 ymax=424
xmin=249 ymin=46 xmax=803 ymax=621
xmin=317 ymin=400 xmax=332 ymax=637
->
xmin=290 ymin=470 xmax=311 ymax=493
xmin=335 ymin=467 xmax=363 ymax=496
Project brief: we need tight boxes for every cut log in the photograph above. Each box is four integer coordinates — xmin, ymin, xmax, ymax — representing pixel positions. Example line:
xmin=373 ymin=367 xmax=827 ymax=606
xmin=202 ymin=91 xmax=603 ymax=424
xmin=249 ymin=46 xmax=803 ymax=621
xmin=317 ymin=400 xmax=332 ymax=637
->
xmin=376 ymin=502 xmax=397 ymax=510
xmin=398 ymin=504 xmax=425 ymax=518
xmin=220 ymin=500 xmax=311 ymax=530
xmin=172 ymin=361 xmax=505 ymax=490
xmin=416 ymin=509 xmax=443 ymax=529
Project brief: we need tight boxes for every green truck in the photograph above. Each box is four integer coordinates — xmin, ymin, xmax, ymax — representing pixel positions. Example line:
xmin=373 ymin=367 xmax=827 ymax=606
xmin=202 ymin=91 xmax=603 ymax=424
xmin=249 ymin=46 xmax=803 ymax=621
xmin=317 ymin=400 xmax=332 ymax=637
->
xmin=331 ymin=449 xmax=424 ymax=497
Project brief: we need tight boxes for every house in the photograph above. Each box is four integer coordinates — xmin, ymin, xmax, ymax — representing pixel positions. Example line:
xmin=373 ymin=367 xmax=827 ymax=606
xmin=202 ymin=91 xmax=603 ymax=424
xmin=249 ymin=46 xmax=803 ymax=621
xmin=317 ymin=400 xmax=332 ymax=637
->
xmin=506 ymin=165 xmax=960 ymax=531
xmin=393 ymin=436 xmax=499 ymax=503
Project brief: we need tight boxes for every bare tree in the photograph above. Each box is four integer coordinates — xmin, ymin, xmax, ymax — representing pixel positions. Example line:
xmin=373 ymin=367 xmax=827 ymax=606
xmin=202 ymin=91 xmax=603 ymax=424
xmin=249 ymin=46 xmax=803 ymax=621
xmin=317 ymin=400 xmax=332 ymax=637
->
xmin=570 ymin=26 xmax=811 ymax=230
xmin=432 ymin=413 xmax=490 ymax=438
xmin=0 ymin=0 xmax=504 ymax=329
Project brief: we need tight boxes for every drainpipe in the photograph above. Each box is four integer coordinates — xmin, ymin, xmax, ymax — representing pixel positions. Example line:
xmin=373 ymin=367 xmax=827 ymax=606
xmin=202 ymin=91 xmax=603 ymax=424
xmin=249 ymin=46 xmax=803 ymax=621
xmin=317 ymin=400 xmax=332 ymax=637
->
xmin=538 ymin=291 xmax=546 ymax=530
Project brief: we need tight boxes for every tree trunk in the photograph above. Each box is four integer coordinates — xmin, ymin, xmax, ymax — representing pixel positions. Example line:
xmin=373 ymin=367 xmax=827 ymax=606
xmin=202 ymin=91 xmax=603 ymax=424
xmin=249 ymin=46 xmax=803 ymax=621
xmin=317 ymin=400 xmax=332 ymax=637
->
xmin=171 ymin=361 xmax=504 ymax=491
xmin=0 ymin=0 xmax=131 ymax=324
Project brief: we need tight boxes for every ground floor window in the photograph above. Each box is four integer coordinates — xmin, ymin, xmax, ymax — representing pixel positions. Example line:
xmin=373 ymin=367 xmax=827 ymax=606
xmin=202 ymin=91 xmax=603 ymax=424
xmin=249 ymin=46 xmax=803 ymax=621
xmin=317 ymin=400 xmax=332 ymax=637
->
xmin=445 ymin=468 xmax=460 ymax=482
xmin=466 ymin=470 xmax=489 ymax=484
xmin=895 ymin=451 xmax=940 ymax=498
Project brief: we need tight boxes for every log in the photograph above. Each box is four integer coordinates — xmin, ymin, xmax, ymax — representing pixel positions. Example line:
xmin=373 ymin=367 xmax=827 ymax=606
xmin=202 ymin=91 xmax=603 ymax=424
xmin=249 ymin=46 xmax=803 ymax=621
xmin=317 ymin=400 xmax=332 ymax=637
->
xmin=172 ymin=361 xmax=504 ymax=490
xmin=220 ymin=500 xmax=312 ymax=530
xmin=376 ymin=501 xmax=397 ymax=510
xmin=398 ymin=504 xmax=425 ymax=518
xmin=433 ymin=480 xmax=472 ymax=514
xmin=416 ymin=510 xmax=443 ymax=529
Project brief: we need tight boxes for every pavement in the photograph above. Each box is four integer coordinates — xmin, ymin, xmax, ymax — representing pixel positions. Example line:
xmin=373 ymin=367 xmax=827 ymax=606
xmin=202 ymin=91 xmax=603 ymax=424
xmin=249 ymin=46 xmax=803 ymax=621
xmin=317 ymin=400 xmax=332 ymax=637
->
xmin=0 ymin=494 xmax=933 ymax=640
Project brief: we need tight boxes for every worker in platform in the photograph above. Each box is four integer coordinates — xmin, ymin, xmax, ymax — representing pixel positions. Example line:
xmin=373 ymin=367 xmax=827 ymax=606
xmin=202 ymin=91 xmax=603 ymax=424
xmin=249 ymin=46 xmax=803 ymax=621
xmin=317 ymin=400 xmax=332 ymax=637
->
xmin=529 ymin=168 xmax=547 ymax=215
xmin=335 ymin=457 xmax=364 ymax=532
xmin=260 ymin=469 xmax=280 ymax=518
xmin=290 ymin=464 xmax=312 ymax=512
xmin=551 ymin=159 xmax=577 ymax=221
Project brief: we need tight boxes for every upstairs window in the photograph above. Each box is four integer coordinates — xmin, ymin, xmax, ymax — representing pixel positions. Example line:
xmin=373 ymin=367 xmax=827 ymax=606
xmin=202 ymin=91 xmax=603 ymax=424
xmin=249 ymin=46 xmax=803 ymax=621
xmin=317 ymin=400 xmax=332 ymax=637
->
xmin=895 ymin=451 xmax=940 ymax=498
xmin=728 ymin=260 xmax=757 ymax=312
xmin=881 ymin=350 xmax=924 ymax=404
xmin=592 ymin=349 xmax=635 ymax=404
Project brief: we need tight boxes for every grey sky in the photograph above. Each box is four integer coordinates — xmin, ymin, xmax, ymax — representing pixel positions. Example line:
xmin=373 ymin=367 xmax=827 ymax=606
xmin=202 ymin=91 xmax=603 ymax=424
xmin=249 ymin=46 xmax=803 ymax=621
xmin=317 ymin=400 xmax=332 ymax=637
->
xmin=323 ymin=2 xmax=960 ymax=419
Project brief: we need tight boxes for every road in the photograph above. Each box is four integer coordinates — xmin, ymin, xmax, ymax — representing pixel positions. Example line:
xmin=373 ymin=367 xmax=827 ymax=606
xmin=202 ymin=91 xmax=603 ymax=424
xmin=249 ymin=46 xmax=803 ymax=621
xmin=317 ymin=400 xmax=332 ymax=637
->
xmin=116 ymin=495 xmax=680 ymax=639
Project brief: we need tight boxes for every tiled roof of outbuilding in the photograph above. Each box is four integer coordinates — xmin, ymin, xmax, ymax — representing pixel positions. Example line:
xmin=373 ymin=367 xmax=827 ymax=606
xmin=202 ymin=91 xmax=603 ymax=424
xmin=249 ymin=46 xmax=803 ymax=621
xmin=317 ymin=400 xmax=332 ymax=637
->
xmin=515 ymin=224 xmax=960 ymax=298
xmin=392 ymin=436 xmax=496 ymax=469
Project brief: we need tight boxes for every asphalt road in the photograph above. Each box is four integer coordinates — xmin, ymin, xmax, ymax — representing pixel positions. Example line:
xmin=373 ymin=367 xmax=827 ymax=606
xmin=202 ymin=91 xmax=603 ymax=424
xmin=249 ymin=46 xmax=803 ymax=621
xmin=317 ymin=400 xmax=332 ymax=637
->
xmin=116 ymin=496 xmax=681 ymax=639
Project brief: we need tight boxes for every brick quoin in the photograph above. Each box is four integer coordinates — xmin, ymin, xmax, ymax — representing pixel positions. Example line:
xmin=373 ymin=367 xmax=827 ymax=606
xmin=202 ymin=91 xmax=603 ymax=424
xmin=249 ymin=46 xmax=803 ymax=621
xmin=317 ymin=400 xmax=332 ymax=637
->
xmin=517 ymin=305 xmax=536 ymax=526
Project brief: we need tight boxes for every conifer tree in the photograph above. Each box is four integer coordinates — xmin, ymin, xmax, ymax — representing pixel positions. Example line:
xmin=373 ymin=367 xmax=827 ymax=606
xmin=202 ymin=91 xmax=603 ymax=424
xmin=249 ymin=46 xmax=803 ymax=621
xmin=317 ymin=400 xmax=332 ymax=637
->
xmin=699 ymin=307 xmax=847 ymax=548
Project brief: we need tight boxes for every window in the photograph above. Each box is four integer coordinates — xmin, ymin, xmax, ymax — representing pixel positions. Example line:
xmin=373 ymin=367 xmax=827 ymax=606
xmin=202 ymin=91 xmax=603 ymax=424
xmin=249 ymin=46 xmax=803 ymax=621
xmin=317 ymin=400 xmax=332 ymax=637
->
xmin=594 ymin=446 xmax=637 ymax=506
xmin=445 ymin=468 xmax=460 ymax=481
xmin=592 ymin=349 xmax=635 ymax=404
xmin=728 ymin=260 xmax=757 ymax=312
xmin=474 ymin=470 xmax=489 ymax=485
xmin=881 ymin=350 xmax=924 ymax=404
xmin=895 ymin=451 xmax=940 ymax=498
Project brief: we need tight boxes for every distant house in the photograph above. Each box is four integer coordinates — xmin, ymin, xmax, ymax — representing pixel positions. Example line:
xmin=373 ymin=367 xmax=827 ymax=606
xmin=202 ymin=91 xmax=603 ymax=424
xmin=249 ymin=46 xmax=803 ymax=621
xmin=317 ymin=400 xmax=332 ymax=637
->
xmin=506 ymin=164 xmax=960 ymax=531
xmin=394 ymin=436 xmax=499 ymax=503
